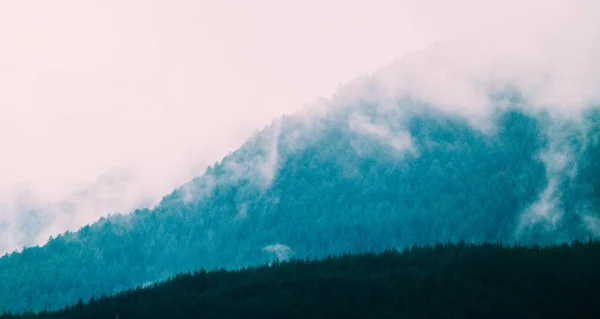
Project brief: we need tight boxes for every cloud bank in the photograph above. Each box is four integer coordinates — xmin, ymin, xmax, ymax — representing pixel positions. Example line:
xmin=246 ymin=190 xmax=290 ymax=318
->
xmin=1 ymin=0 xmax=599 ymax=253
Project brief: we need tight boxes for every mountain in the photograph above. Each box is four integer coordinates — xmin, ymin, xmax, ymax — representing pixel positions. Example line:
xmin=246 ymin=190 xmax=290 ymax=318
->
xmin=3 ymin=241 xmax=600 ymax=318
xmin=0 ymin=166 xmax=158 ymax=255
xmin=1 ymin=91 xmax=599 ymax=313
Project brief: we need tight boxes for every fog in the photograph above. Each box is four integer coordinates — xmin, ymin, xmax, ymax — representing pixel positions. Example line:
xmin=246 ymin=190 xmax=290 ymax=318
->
xmin=0 ymin=0 xmax=598 ymax=253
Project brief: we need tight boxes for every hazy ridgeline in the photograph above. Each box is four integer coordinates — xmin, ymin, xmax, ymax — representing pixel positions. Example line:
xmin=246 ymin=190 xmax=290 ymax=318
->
xmin=1 ymin=96 xmax=599 ymax=312
xmin=1 ymin=1 xmax=599 ymax=316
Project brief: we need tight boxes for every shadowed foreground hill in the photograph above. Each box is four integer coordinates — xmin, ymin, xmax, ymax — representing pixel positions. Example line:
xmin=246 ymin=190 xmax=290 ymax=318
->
xmin=1 ymin=105 xmax=600 ymax=313
xmin=3 ymin=241 xmax=600 ymax=319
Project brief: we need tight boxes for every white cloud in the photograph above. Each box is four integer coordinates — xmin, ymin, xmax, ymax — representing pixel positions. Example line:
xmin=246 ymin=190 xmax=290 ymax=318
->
xmin=348 ymin=113 xmax=415 ymax=154
xmin=263 ymin=243 xmax=292 ymax=262
xmin=0 ymin=0 xmax=599 ymax=253
xmin=582 ymin=215 xmax=600 ymax=235
xmin=517 ymin=179 xmax=564 ymax=234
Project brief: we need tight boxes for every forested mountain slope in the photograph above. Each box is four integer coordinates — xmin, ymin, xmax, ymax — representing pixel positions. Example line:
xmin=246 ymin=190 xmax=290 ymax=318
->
xmin=0 ymin=166 xmax=155 ymax=255
xmin=3 ymin=241 xmax=600 ymax=319
xmin=1 ymin=99 xmax=600 ymax=313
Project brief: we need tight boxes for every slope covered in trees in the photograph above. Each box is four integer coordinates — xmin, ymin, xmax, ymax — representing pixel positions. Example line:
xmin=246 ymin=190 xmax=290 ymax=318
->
xmin=1 ymin=101 xmax=599 ymax=313
xmin=3 ymin=241 xmax=600 ymax=319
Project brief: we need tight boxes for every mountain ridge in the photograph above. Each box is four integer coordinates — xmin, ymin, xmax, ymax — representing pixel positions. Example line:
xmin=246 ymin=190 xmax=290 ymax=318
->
xmin=1 ymin=97 xmax=599 ymax=312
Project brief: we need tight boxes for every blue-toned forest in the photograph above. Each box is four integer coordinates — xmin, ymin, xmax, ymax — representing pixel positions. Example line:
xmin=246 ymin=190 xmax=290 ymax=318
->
xmin=3 ymin=241 xmax=600 ymax=319
xmin=1 ymin=101 xmax=599 ymax=313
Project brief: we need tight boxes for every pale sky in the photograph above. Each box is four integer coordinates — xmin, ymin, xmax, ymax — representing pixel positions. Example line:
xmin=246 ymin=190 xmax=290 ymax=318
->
xmin=0 ymin=0 xmax=598 ymax=252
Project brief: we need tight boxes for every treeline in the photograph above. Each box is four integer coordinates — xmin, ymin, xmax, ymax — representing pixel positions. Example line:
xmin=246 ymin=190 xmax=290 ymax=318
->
xmin=3 ymin=241 xmax=600 ymax=319
xmin=0 ymin=107 xmax=599 ymax=313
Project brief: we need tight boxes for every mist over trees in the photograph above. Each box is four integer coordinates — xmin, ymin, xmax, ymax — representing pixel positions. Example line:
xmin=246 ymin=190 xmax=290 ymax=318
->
xmin=0 ymin=102 xmax=599 ymax=313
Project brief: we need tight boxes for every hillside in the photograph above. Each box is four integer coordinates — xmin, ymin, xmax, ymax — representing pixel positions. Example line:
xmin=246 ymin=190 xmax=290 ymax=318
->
xmin=1 ymin=97 xmax=599 ymax=313
xmin=3 ymin=241 xmax=600 ymax=318
xmin=0 ymin=166 xmax=156 ymax=255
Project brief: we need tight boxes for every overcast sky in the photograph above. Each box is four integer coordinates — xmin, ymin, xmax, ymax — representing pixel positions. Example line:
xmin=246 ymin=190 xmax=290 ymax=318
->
xmin=0 ymin=0 xmax=598 ymax=251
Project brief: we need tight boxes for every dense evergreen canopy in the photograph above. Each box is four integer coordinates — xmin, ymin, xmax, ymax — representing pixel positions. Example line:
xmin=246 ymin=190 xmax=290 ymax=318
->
xmin=3 ymin=241 xmax=600 ymax=319
xmin=1 ymin=103 xmax=599 ymax=313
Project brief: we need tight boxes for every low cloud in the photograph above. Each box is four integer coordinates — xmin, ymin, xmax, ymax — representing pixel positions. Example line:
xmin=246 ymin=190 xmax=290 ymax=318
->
xmin=1 ymin=0 xmax=599 ymax=253
xmin=348 ymin=112 xmax=415 ymax=155
xmin=263 ymin=243 xmax=292 ymax=262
